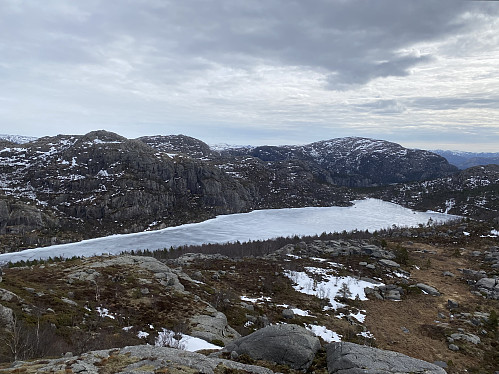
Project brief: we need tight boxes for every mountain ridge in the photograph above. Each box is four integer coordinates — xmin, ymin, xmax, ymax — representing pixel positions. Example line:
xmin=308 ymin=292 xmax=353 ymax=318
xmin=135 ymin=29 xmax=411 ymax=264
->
xmin=0 ymin=130 xmax=489 ymax=254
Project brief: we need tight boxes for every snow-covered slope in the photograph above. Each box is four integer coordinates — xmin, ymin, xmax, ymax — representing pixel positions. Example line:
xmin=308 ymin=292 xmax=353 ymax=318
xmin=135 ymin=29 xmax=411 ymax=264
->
xmin=0 ymin=134 xmax=38 ymax=144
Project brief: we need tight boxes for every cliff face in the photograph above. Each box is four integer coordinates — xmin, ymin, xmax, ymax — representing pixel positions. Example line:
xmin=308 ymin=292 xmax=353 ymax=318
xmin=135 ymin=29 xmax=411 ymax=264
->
xmin=0 ymin=131 xmax=254 ymax=251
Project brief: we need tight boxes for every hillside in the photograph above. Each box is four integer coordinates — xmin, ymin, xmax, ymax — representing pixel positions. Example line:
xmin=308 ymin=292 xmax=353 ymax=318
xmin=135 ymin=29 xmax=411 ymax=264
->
xmin=0 ymin=221 xmax=497 ymax=373
xmin=370 ymin=164 xmax=499 ymax=222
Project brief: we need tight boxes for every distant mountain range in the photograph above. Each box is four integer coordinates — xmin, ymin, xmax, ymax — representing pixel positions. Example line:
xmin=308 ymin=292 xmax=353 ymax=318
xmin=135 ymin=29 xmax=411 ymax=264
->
xmin=432 ymin=150 xmax=499 ymax=169
xmin=1 ymin=130 xmax=497 ymax=253
xmin=0 ymin=134 xmax=38 ymax=144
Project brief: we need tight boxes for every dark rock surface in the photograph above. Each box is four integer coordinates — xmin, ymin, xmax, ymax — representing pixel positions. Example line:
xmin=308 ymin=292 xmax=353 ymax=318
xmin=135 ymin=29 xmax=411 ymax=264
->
xmin=326 ymin=342 xmax=446 ymax=374
xmin=224 ymin=324 xmax=321 ymax=370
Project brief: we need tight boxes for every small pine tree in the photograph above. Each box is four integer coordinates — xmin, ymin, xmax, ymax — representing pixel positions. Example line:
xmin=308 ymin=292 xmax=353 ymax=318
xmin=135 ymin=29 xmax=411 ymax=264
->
xmin=338 ymin=282 xmax=352 ymax=299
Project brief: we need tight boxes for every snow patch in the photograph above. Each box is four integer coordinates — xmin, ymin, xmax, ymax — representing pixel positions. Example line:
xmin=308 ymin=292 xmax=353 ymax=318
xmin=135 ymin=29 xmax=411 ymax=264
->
xmin=306 ymin=324 xmax=342 ymax=342
xmin=155 ymin=328 xmax=221 ymax=352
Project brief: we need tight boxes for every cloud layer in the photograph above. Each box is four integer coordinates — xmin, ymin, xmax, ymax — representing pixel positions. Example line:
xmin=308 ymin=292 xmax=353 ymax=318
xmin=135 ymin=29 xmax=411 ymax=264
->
xmin=1 ymin=0 xmax=498 ymax=151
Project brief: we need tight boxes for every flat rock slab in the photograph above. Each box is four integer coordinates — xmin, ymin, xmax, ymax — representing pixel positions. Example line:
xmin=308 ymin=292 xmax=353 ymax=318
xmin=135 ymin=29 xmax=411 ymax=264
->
xmin=225 ymin=324 xmax=320 ymax=370
xmin=327 ymin=342 xmax=446 ymax=374
xmin=1 ymin=345 xmax=274 ymax=374
xmin=416 ymin=283 xmax=441 ymax=296
xmin=379 ymin=259 xmax=400 ymax=268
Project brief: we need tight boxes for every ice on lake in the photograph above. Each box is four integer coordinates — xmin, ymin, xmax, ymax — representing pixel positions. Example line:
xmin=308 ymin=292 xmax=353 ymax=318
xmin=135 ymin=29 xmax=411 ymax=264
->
xmin=0 ymin=198 xmax=459 ymax=263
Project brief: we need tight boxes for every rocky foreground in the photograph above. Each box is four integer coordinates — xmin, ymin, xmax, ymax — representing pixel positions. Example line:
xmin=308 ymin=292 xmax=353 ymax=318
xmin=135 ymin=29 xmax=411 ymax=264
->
xmin=0 ymin=337 xmax=447 ymax=374
xmin=0 ymin=220 xmax=498 ymax=373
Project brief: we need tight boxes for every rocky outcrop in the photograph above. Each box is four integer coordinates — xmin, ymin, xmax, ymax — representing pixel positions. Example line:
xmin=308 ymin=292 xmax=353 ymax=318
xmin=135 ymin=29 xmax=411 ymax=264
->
xmin=0 ymin=288 xmax=20 ymax=302
xmin=67 ymin=255 xmax=185 ymax=293
xmin=0 ymin=303 xmax=14 ymax=329
xmin=224 ymin=324 xmax=321 ymax=370
xmin=189 ymin=305 xmax=240 ymax=345
xmin=268 ymin=239 xmax=396 ymax=261
xmin=474 ymin=277 xmax=499 ymax=299
xmin=0 ymin=345 xmax=274 ymax=374
xmin=326 ymin=342 xmax=446 ymax=374
xmin=365 ymin=284 xmax=405 ymax=301
xmin=138 ymin=134 xmax=218 ymax=159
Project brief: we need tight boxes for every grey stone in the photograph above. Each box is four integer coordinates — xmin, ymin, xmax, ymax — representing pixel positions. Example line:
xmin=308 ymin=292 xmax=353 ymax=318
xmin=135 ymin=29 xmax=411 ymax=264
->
xmin=476 ymin=277 xmax=498 ymax=289
xmin=327 ymin=342 xmax=446 ymax=374
xmin=447 ymin=299 xmax=459 ymax=309
xmin=192 ymin=271 xmax=203 ymax=280
xmin=385 ymin=289 xmax=402 ymax=301
xmin=448 ymin=344 xmax=459 ymax=351
xmin=246 ymin=314 xmax=257 ymax=323
xmin=416 ymin=283 xmax=441 ymax=296
xmin=433 ymin=361 xmax=448 ymax=369
xmin=442 ymin=271 xmax=455 ymax=277
xmin=225 ymin=324 xmax=320 ymax=370
xmin=242 ymin=302 xmax=254 ymax=311
xmin=61 ymin=297 xmax=78 ymax=306
xmin=450 ymin=332 xmax=480 ymax=345
xmin=189 ymin=306 xmax=240 ymax=345
xmin=282 ymin=308 xmax=295 ymax=319
xmin=379 ymin=259 xmax=401 ymax=268
xmin=174 ymin=253 xmax=229 ymax=266
xmin=0 ymin=303 xmax=14 ymax=329
xmin=67 ymin=268 xmax=101 ymax=283
xmin=0 ymin=288 xmax=20 ymax=302
xmin=258 ymin=315 xmax=270 ymax=327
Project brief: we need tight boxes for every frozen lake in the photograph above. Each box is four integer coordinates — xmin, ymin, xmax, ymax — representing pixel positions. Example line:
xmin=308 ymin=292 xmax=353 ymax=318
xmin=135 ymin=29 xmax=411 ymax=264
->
xmin=0 ymin=199 xmax=459 ymax=263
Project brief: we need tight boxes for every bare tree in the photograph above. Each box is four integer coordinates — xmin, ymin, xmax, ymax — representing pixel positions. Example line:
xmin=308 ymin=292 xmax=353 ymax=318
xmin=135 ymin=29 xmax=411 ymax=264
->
xmin=156 ymin=328 xmax=185 ymax=350
xmin=1 ymin=313 xmax=30 ymax=361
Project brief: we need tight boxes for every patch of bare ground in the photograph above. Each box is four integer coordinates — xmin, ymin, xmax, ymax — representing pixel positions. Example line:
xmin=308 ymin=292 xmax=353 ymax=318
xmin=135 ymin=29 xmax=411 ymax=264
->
xmin=364 ymin=241 xmax=498 ymax=373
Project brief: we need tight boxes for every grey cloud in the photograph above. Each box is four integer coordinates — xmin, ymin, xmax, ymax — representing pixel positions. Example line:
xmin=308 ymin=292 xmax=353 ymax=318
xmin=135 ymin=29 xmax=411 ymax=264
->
xmin=356 ymin=99 xmax=407 ymax=114
xmin=410 ymin=97 xmax=499 ymax=111
xmin=325 ymin=54 xmax=433 ymax=90
xmin=1 ymin=0 xmax=492 ymax=87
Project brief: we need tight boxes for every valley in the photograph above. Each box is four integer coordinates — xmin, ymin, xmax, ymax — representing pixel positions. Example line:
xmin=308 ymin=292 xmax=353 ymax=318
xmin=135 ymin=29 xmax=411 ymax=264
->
xmin=0 ymin=131 xmax=497 ymax=373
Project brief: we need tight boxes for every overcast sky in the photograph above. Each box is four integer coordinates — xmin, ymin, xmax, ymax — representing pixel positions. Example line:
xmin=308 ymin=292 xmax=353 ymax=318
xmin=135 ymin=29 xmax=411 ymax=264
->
xmin=1 ymin=0 xmax=498 ymax=151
